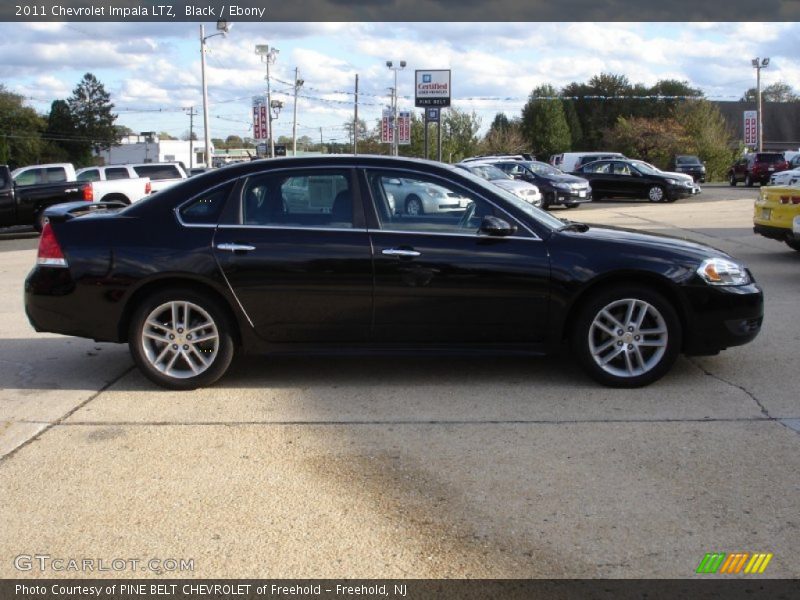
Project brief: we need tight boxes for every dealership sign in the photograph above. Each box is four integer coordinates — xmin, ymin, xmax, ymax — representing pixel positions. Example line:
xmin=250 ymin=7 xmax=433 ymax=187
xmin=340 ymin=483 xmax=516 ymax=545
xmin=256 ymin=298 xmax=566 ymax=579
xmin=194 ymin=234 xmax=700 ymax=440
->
xmin=252 ymin=96 xmax=268 ymax=140
xmin=398 ymin=111 xmax=411 ymax=145
xmin=381 ymin=109 xmax=393 ymax=144
xmin=415 ymin=70 xmax=451 ymax=107
xmin=744 ymin=110 xmax=757 ymax=146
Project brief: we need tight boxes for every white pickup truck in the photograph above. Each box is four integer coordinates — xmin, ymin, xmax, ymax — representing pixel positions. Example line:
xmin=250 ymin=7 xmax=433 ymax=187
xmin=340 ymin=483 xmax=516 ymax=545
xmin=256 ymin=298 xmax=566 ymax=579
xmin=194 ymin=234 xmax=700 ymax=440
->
xmin=76 ymin=166 xmax=152 ymax=204
xmin=78 ymin=163 xmax=188 ymax=195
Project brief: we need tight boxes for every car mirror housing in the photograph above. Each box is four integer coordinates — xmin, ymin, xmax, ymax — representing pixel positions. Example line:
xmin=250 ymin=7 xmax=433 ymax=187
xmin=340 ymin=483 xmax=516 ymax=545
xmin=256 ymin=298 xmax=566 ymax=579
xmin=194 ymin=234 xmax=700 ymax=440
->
xmin=479 ymin=216 xmax=517 ymax=237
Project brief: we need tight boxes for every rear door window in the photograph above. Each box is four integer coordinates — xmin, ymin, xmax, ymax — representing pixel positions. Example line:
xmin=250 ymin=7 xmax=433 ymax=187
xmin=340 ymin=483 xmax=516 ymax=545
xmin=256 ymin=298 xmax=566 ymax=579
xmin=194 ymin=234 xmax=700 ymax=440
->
xmin=45 ymin=167 xmax=67 ymax=183
xmin=77 ymin=169 xmax=100 ymax=182
xmin=133 ymin=165 xmax=182 ymax=180
xmin=105 ymin=167 xmax=130 ymax=180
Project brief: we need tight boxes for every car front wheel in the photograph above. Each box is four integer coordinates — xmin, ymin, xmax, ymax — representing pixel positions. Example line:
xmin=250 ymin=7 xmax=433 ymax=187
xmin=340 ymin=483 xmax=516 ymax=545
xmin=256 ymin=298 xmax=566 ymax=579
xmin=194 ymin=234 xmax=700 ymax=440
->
xmin=405 ymin=195 xmax=423 ymax=215
xmin=729 ymin=173 xmax=737 ymax=186
xmin=128 ymin=288 xmax=235 ymax=390
xmin=745 ymin=174 xmax=753 ymax=187
xmin=571 ymin=285 xmax=682 ymax=387
xmin=647 ymin=185 xmax=666 ymax=202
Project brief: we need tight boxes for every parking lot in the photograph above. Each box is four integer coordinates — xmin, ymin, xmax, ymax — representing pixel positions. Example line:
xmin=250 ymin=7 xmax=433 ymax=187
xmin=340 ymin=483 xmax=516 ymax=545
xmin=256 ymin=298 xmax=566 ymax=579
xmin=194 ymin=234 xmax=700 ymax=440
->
xmin=0 ymin=184 xmax=798 ymax=579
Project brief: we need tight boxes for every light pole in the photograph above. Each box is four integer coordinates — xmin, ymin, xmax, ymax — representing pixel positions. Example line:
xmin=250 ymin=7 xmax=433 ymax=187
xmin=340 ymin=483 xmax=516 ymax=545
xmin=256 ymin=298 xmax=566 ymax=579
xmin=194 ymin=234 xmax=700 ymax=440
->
xmin=256 ymin=44 xmax=279 ymax=158
xmin=292 ymin=68 xmax=304 ymax=156
xmin=752 ymin=57 xmax=770 ymax=152
xmin=200 ymin=20 xmax=230 ymax=168
xmin=386 ymin=60 xmax=406 ymax=156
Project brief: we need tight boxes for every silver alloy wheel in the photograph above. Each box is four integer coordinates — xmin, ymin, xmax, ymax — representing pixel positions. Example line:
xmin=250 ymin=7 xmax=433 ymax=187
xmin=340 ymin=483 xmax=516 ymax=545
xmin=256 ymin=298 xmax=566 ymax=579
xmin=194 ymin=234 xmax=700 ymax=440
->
xmin=406 ymin=196 xmax=422 ymax=215
xmin=587 ymin=298 xmax=668 ymax=378
xmin=648 ymin=186 xmax=665 ymax=202
xmin=140 ymin=301 xmax=219 ymax=379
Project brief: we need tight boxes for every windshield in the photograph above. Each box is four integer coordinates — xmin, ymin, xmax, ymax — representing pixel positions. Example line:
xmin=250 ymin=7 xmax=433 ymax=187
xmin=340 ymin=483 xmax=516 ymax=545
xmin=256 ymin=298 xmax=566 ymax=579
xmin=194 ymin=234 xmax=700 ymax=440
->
xmin=676 ymin=155 xmax=701 ymax=165
xmin=756 ymin=153 xmax=784 ymax=164
xmin=524 ymin=161 xmax=563 ymax=176
xmin=467 ymin=164 xmax=511 ymax=181
xmin=629 ymin=160 xmax=661 ymax=176
xmin=448 ymin=166 xmax=565 ymax=231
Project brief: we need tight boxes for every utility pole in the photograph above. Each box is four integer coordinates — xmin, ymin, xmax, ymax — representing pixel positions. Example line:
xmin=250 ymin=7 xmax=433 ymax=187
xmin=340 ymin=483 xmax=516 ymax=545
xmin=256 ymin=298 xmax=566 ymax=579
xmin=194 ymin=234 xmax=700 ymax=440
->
xmin=200 ymin=21 xmax=230 ymax=168
xmin=183 ymin=106 xmax=198 ymax=169
xmin=354 ymin=74 xmax=359 ymax=155
xmin=292 ymin=67 xmax=303 ymax=156
xmin=255 ymin=44 xmax=279 ymax=158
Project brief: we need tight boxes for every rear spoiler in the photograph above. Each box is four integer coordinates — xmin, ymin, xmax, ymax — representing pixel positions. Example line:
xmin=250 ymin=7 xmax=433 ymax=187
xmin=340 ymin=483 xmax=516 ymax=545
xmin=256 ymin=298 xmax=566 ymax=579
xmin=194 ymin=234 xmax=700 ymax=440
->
xmin=43 ymin=200 xmax=127 ymax=223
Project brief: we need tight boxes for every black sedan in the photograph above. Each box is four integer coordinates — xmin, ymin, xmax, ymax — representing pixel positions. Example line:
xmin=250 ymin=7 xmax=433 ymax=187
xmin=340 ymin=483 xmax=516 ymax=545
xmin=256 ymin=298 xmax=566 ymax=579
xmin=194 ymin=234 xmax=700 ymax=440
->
xmin=490 ymin=159 xmax=592 ymax=209
xmin=25 ymin=156 xmax=762 ymax=390
xmin=573 ymin=159 xmax=696 ymax=202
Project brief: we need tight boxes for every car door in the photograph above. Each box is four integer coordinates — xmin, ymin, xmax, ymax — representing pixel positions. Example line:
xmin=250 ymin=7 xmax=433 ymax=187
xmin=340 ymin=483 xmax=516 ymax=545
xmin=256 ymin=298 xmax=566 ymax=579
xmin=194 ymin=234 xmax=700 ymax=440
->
xmin=363 ymin=168 xmax=550 ymax=344
xmin=212 ymin=167 xmax=374 ymax=343
xmin=608 ymin=161 xmax=643 ymax=197
xmin=579 ymin=161 xmax=614 ymax=196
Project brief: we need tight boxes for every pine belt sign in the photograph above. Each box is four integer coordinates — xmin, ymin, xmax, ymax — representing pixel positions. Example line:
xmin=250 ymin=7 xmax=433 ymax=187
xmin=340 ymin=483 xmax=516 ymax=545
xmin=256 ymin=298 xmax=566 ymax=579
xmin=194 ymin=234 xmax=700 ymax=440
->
xmin=415 ymin=70 xmax=451 ymax=107
xmin=743 ymin=110 xmax=757 ymax=146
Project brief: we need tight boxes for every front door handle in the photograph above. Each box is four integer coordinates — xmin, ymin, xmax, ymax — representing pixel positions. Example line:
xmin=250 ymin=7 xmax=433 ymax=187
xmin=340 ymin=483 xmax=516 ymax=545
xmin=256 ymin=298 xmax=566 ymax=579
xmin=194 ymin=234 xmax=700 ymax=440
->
xmin=382 ymin=248 xmax=421 ymax=258
xmin=217 ymin=243 xmax=256 ymax=252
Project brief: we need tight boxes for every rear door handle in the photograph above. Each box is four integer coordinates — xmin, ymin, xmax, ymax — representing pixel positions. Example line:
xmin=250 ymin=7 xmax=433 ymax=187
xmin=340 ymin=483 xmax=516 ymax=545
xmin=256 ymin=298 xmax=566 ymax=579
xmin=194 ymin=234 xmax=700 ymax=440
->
xmin=382 ymin=248 xmax=421 ymax=257
xmin=216 ymin=243 xmax=256 ymax=252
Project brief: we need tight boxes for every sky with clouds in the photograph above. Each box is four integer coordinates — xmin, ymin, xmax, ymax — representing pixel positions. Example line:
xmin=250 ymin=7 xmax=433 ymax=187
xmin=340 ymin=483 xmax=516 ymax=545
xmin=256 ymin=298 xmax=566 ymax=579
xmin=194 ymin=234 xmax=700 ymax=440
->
xmin=1 ymin=21 xmax=798 ymax=145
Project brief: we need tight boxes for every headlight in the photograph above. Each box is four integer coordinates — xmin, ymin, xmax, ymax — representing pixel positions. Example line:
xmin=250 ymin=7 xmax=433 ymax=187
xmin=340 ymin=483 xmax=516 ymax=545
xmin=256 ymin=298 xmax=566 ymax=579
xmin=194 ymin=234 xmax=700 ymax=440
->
xmin=696 ymin=258 xmax=751 ymax=286
xmin=665 ymin=178 xmax=679 ymax=185
xmin=424 ymin=187 xmax=445 ymax=198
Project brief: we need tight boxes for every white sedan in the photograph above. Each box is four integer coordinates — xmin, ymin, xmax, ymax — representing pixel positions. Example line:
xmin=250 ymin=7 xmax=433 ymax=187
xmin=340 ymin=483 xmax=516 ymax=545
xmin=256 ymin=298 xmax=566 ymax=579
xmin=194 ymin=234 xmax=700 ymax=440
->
xmin=768 ymin=168 xmax=800 ymax=186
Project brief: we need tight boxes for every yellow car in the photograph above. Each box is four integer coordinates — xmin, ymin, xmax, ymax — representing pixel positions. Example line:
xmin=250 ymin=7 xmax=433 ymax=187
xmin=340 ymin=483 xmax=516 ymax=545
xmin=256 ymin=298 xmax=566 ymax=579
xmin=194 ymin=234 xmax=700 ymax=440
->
xmin=754 ymin=186 xmax=800 ymax=251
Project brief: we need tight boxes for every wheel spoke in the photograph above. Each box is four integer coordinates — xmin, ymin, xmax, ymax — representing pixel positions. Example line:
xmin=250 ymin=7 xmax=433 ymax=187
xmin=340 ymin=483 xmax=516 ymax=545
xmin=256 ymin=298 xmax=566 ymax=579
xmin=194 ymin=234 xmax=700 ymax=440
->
xmin=593 ymin=337 xmax=617 ymax=354
xmin=624 ymin=350 xmax=634 ymax=374
xmin=623 ymin=300 xmax=636 ymax=327
xmin=600 ymin=309 xmax=625 ymax=331
xmin=599 ymin=346 xmax=625 ymax=366
xmin=633 ymin=346 xmax=646 ymax=372
xmin=146 ymin=319 xmax=170 ymax=332
xmin=188 ymin=344 xmax=210 ymax=367
xmin=143 ymin=330 xmax=171 ymax=343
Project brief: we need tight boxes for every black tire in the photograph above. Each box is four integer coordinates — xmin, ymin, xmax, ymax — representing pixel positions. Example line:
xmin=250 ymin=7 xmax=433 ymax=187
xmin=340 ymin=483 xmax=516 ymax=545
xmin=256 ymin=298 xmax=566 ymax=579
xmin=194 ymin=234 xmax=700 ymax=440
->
xmin=405 ymin=195 xmax=424 ymax=215
xmin=786 ymin=239 xmax=800 ymax=252
xmin=128 ymin=287 xmax=235 ymax=390
xmin=647 ymin=185 xmax=666 ymax=202
xmin=566 ymin=203 xmax=580 ymax=209
xmin=571 ymin=285 xmax=682 ymax=388
xmin=102 ymin=194 xmax=131 ymax=205
xmin=729 ymin=173 xmax=737 ymax=186
xmin=745 ymin=174 xmax=753 ymax=187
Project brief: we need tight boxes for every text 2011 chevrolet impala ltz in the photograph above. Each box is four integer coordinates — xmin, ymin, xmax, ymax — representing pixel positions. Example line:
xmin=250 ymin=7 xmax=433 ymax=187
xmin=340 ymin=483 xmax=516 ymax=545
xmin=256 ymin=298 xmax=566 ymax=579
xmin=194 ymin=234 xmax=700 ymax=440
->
xmin=25 ymin=156 xmax=763 ymax=389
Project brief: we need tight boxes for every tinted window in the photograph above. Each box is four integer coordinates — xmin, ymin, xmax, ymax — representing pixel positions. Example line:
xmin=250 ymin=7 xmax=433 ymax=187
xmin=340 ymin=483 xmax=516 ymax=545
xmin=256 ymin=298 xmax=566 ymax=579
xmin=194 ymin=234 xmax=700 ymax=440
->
xmin=105 ymin=167 xmax=130 ymax=180
xmin=133 ymin=164 xmax=182 ymax=180
xmin=45 ymin=167 xmax=67 ymax=183
xmin=367 ymin=170 xmax=498 ymax=234
xmin=676 ymin=155 xmax=701 ymax=165
xmin=77 ymin=169 xmax=100 ymax=182
xmin=583 ymin=161 xmax=611 ymax=174
xmin=241 ymin=170 xmax=353 ymax=228
xmin=14 ymin=170 xmax=41 ymax=186
xmin=178 ymin=181 xmax=234 ymax=225
xmin=755 ymin=153 xmax=784 ymax=164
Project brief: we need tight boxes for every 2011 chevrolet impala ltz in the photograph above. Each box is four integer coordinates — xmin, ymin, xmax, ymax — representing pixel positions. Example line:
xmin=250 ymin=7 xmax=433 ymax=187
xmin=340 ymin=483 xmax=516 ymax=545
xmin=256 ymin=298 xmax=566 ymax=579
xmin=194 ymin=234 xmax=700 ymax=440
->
xmin=25 ymin=156 xmax=763 ymax=389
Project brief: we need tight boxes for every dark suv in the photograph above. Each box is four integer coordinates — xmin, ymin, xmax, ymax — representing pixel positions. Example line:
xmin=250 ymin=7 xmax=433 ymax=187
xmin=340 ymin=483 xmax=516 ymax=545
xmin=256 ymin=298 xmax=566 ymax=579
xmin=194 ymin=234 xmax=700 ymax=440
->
xmin=729 ymin=153 xmax=788 ymax=186
xmin=671 ymin=155 xmax=706 ymax=183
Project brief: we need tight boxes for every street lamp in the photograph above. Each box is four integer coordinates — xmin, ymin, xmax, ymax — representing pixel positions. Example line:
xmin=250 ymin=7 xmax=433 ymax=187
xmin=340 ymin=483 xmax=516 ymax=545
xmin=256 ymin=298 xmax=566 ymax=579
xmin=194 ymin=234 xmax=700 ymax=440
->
xmin=256 ymin=44 xmax=279 ymax=158
xmin=386 ymin=60 xmax=406 ymax=156
xmin=752 ymin=57 xmax=770 ymax=152
xmin=200 ymin=20 xmax=230 ymax=168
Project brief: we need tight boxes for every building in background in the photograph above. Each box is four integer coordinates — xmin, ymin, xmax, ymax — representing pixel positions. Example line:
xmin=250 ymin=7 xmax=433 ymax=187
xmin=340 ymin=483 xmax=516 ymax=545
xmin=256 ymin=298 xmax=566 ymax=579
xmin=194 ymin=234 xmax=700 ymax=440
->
xmin=94 ymin=134 xmax=209 ymax=168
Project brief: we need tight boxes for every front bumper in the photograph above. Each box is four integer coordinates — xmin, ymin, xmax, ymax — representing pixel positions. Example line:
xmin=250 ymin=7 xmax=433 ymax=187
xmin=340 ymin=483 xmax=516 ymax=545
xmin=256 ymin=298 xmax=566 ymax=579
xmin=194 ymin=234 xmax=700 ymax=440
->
xmin=681 ymin=282 xmax=764 ymax=355
xmin=666 ymin=184 xmax=694 ymax=200
xmin=549 ymin=187 xmax=592 ymax=205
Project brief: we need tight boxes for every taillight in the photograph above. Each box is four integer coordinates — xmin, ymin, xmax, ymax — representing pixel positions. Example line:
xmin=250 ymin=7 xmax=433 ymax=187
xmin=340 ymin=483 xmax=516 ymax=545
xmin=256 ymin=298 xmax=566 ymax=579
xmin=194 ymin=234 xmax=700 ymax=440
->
xmin=37 ymin=223 xmax=68 ymax=267
xmin=82 ymin=183 xmax=93 ymax=201
xmin=778 ymin=196 xmax=800 ymax=205
xmin=145 ymin=181 xmax=152 ymax=194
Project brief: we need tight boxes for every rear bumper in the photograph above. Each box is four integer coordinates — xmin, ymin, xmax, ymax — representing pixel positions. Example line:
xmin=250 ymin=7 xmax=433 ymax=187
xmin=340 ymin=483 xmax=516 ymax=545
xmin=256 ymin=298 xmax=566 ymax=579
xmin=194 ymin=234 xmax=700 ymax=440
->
xmin=681 ymin=282 xmax=764 ymax=355
xmin=754 ymin=223 xmax=799 ymax=242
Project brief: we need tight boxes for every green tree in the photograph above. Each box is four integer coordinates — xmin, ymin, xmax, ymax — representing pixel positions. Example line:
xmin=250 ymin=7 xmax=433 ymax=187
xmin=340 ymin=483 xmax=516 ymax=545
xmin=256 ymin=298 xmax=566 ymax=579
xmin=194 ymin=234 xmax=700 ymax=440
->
xmin=0 ymin=85 xmax=46 ymax=168
xmin=480 ymin=117 xmax=526 ymax=155
xmin=605 ymin=116 xmax=690 ymax=168
xmin=521 ymin=85 xmax=571 ymax=159
xmin=674 ymin=100 xmax=737 ymax=181
xmin=67 ymin=73 xmax=118 ymax=154
xmin=159 ymin=131 xmax=177 ymax=140
xmin=438 ymin=108 xmax=481 ymax=163
xmin=225 ymin=135 xmax=244 ymax=147
xmin=741 ymin=81 xmax=799 ymax=102
xmin=43 ymin=99 xmax=88 ymax=164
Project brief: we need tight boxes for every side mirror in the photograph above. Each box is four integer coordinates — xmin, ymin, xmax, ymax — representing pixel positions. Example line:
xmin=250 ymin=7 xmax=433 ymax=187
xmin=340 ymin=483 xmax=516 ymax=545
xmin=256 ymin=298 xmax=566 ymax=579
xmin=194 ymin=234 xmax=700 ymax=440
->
xmin=479 ymin=216 xmax=517 ymax=237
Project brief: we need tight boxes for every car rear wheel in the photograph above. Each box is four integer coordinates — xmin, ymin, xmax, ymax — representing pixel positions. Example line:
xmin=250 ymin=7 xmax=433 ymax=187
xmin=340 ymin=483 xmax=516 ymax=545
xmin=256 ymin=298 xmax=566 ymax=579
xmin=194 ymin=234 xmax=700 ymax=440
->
xmin=128 ymin=288 xmax=235 ymax=390
xmin=647 ymin=185 xmax=666 ymax=202
xmin=786 ymin=239 xmax=800 ymax=252
xmin=405 ymin=195 xmax=423 ymax=215
xmin=571 ymin=285 xmax=682 ymax=387
xmin=729 ymin=173 xmax=737 ymax=186
xmin=566 ymin=203 xmax=580 ymax=209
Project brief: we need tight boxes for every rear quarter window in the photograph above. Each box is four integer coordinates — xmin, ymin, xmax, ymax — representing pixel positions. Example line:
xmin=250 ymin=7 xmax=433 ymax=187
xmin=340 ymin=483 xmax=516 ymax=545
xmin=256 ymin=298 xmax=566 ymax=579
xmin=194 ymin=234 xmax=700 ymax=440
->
xmin=133 ymin=165 xmax=182 ymax=180
xmin=178 ymin=181 xmax=234 ymax=225
xmin=105 ymin=168 xmax=131 ymax=180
